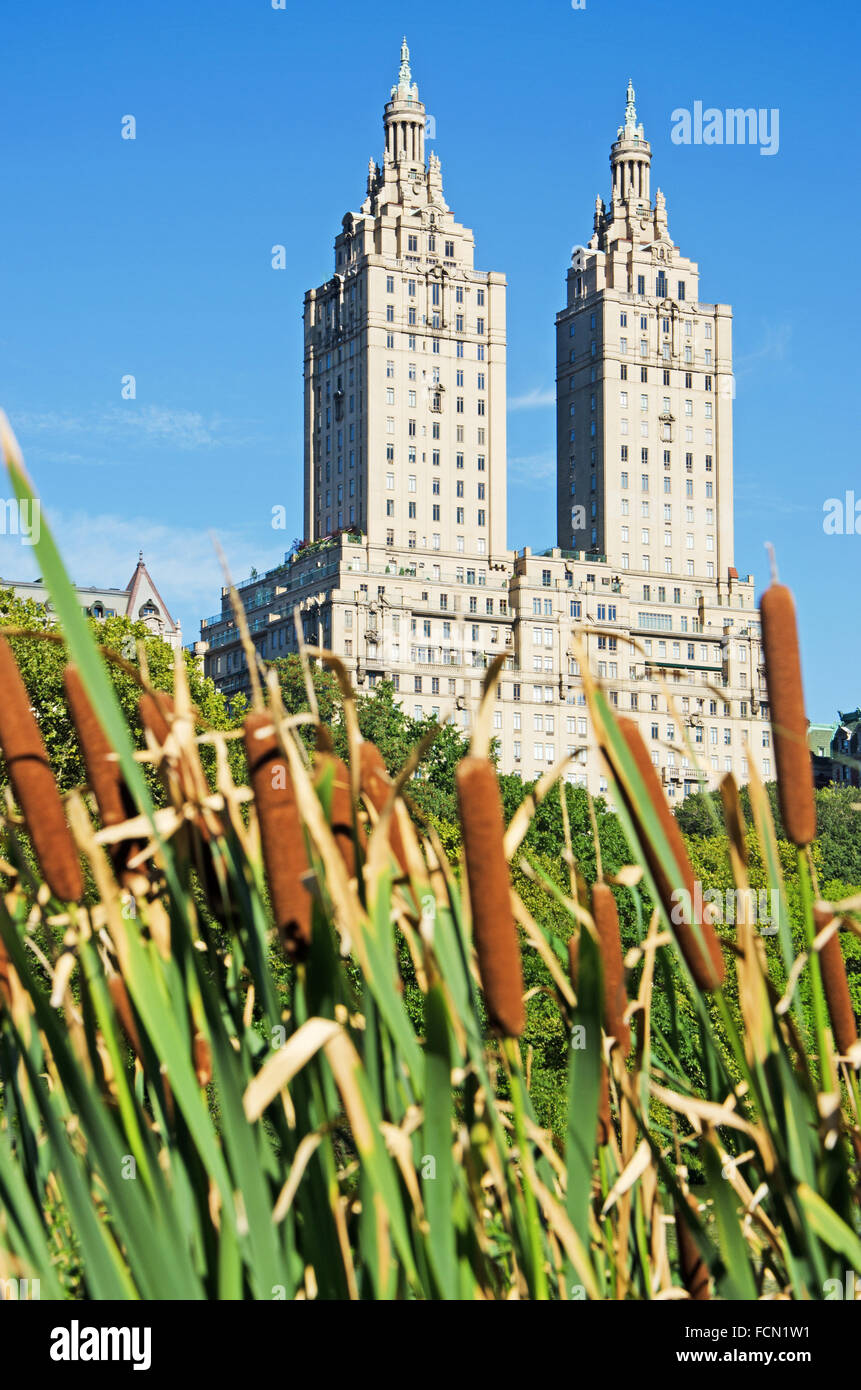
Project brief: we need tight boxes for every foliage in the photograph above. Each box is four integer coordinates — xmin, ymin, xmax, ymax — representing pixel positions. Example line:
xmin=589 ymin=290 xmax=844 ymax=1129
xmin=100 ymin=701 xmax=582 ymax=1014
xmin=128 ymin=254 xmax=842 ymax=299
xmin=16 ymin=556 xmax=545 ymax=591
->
xmin=1 ymin=456 xmax=861 ymax=1301
xmin=0 ymin=587 xmax=246 ymax=797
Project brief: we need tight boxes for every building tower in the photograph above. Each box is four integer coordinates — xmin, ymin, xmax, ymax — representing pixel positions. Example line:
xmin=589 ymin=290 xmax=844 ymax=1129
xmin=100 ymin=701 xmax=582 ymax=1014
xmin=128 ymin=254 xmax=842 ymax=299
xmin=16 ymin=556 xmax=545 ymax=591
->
xmin=203 ymin=65 xmax=769 ymax=809
xmin=556 ymin=82 xmax=735 ymax=586
xmin=303 ymin=38 xmax=507 ymax=562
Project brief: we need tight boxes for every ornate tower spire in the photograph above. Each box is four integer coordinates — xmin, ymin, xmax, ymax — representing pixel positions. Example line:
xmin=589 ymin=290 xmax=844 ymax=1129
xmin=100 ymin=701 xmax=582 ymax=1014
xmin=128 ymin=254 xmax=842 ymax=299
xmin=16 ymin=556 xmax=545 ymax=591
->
xmin=383 ymin=35 xmax=425 ymax=169
xmin=392 ymin=36 xmax=419 ymax=101
xmin=621 ymin=79 xmax=638 ymax=136
xmin=610 ymin=77 xmax=651 ymax=209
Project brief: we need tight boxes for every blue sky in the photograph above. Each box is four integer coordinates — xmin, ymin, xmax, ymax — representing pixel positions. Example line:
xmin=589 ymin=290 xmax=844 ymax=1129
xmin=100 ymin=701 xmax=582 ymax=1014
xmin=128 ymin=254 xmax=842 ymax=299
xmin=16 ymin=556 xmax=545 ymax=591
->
xmin=0 ymin=0 xmax=858 ymax=719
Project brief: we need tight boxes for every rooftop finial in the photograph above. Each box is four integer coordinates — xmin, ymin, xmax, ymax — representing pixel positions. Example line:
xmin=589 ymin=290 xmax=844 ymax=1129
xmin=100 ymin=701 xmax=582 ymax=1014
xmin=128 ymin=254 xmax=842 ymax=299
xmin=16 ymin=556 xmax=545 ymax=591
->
xmin=391 ymin=35 xmax=419 ymax=101
xmin=398 ymin=36 xmax=411 ymax=87
xmin=624 ymin=79 xmax=637 ymax=131
xmin=617 ymin=78 xmax=645 ymax=142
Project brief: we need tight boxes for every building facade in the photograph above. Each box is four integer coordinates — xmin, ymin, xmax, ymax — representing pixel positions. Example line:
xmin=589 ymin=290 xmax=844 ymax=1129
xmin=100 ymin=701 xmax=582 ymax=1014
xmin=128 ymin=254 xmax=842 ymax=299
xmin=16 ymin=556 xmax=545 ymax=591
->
xmin=557 ymin=81 xmax=734 ymax=578
xmin=2 ymin=553 xmax=182 ymax=650
xmin=809 ymin=712 xmax=861 ymax=789
xmin=199 ymin=52 xmax=772 ymax=804
xmin=303 ymin=37 xmax=506 ymax=561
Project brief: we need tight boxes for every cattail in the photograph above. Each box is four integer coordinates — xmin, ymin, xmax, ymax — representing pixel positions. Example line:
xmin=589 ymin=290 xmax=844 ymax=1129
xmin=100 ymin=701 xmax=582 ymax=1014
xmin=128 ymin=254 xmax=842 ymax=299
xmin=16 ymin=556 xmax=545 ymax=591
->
xmin=456 ymin=755 xmax=524 ymax=1037
xmin=675 ymin=1195 xmax=710 ymax=1300
xmin=244 ymin=711 xmax=312 ymax=959
xmin=315 ymin=752 xmax=361 ymax=879
xmin=138 ymin=689 xmax=172 ymax=747
xmin=109 ymin=972 xmax=175 ymax=1118
xmin=193 ymin=1031 xmax=213 ymax=1087
xmin=65 ymin=665 xmax=142 ymax=882
xmin=814 ymin=905 xmax=858 ymax=1058
xmin=567 ymin=932 xmax=613 ymax=1145
xmin=611 ymin=719 xmax=724 ymax=991
xmin=0 ymin=634 xmax=83 ymax=902
xmin=591 ymin=882 xmax=630 ymax=1056
xmin=139 ymin=688 xmax=221 ymax=864
xmin=108 ymin=974 xmax=143 ymax=1059
xmin=760 ymin=583 xmax=816 ymax=847
xmin=358 ymin=741 xmax=410 ymax=879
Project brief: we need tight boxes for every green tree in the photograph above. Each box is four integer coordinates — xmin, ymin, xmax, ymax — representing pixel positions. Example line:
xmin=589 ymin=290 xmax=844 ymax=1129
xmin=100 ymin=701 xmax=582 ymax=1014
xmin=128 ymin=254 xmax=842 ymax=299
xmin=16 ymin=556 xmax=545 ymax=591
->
xmin=811 ymin=786 xmax=861 ymax=885
xmin=0 ymin=587 xmax=244 ymax=798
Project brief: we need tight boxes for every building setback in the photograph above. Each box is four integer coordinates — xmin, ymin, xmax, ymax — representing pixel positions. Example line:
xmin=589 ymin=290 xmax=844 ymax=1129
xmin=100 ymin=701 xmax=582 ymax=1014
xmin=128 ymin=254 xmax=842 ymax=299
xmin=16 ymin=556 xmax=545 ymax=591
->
xmin=198 ymin=48 xmax=772 ymax=804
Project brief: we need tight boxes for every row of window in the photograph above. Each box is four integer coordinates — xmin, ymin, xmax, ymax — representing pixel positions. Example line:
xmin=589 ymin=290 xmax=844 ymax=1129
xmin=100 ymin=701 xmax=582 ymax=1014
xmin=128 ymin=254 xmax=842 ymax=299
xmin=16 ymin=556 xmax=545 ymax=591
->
xmin=383 ymin=332 xmax=487 ymax=361
xmin=386 ymin=501 xmax=487 ymax=525
xmin=620 ymin=461 xmax=713 ymax=488
xmin=401 ymin=235 xmax=459 ymax=258
xmin=386 ymin=301 xmax=486 ymax=336
xmin=386 ymin=275 xmax=484 ymax=305
xmin=386 ymin=445 xmax=486 ymax=466
xmin=611 ymin=392 xmax=713 ymax=418
xmin=393 ymin=532 xmax=489 ymax=554
xmin=385 ymin=474 xmax=486 ymax=497
xmin=386 ymin=363 xmax=486 ymax=390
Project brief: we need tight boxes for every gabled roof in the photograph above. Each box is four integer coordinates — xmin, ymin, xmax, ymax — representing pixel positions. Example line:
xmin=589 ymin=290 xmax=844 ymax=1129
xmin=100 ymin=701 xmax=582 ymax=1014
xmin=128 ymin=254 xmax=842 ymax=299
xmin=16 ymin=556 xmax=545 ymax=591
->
xmin=125 ymin=552 xmax=176 ymax=628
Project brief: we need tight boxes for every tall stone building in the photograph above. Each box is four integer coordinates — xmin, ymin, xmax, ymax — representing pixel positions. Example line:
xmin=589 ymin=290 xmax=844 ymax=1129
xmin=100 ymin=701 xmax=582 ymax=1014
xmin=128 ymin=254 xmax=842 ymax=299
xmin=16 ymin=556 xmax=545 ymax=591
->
xmin=199 ymin=55 xmax=771 ymax=804
xmin=303 ymin=38 xmax=506 ymax=560
xmin=557 ymin=82 xmax=734 ymax=582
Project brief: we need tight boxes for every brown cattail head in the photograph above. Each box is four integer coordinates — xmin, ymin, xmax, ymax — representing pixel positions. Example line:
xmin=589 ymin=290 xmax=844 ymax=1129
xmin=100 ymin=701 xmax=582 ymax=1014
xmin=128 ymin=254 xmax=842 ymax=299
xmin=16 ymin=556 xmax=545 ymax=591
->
xmin=675 ymin=1194 xmax=710 ymax=1300
xmin=760 ymin=583 xmax=816 ymax=847
xmin=193 ymin=1031 xmax=213 ymax=1087
xmin=456 ymin=755 xmax=525 ymax=1037
xmin=591 ymin=882 xmax=630 ymax=1056
xmin=139 ymin=689 xmax=221 ymax=853
xmin=138 ymin=690 xmax=172 ymax=748
xmin=65 ymin=664 xmax=142 ymax=882
xmin=611 ymin=719 xmax=724 ymax=991
xmin=108 ymin=973 xmax=143 ymax=1059
xmin=357 ymin=741 xmax=409 ymax=879
xmin=314 ymin=752 xmax=361 ymax=879
xmin=814 ymin=905 xmax=858 ymax=1058
xmin=0 ymin=635 xmax=83 ymax=902
xmin=244 ymin=711 xmax=312 ymax=959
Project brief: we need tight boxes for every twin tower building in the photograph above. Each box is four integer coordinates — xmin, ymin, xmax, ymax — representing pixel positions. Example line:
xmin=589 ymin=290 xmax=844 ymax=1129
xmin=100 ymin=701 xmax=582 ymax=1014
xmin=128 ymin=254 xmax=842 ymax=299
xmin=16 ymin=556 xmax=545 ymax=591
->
xmin=200 ymin=41 xmax=771 ymax=801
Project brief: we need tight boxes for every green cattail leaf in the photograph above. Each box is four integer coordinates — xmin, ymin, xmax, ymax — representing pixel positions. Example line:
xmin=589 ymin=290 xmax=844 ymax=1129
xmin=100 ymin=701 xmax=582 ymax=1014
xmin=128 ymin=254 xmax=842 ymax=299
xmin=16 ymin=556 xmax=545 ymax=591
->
xmin=565 ymin=923 xmax=603 ymax=1269
xmin=423 ymin=983 xmax=458 ymax=1298
xmin=701 ymin=1141 xmax=757 ymax=1300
